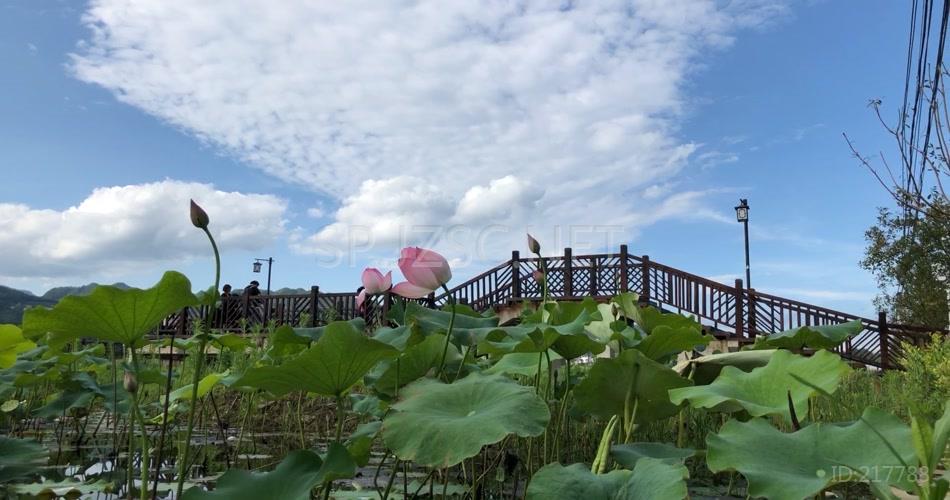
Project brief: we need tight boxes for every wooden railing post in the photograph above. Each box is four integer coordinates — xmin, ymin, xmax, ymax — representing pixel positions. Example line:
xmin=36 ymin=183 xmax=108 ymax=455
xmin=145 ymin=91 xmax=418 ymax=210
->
xmin=641 ymin=255 xmax=651 ymax=303
xmin=879 ymin=311 xmax=890 ymax=369
xmin=309 ymin=286 xmax=319 ymax=327
xmin=382 ymin=289 xmax=391 ymax=325
xmin=179 ymin=307 xmax=189 ymax=337
xmin=734 ymin=279 xmax=745 ymax=339
xmin=511 ymin=251 xmax=522 ymax=299
xmin=590 ymin=257 xmax=599 ymax=296
xmin=563 ymin=247 xmax=573 ymax=297
xmin=619 ymin=244 xmax=629 ymax=293
xmin=241 ymin=292 xmax=250 ymax=324
xmin=747 ymin=288 xmax=757 ymax=337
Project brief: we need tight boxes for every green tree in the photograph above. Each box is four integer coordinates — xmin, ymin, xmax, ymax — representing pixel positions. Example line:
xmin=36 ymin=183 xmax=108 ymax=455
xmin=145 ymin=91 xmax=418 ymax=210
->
xmin=861 ymin=199 xmax=950 ymax=329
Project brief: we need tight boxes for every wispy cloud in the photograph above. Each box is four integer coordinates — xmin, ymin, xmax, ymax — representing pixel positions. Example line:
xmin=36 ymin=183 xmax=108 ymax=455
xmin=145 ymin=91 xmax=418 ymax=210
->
xmin=71 ymin=0 xmax=791 ymax=259
xmin=768 ymin=287 xmax=874 ymax=303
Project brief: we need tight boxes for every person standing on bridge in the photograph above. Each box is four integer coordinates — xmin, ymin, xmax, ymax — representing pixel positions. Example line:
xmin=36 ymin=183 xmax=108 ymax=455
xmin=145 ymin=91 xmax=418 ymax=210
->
xmin=244 ymin=280 xmax=261 ymax=296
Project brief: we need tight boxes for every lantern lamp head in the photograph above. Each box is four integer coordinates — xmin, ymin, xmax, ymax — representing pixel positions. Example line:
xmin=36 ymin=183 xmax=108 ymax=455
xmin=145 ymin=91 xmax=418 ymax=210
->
xmin=735 ymin=199 xmax=749 ymax=222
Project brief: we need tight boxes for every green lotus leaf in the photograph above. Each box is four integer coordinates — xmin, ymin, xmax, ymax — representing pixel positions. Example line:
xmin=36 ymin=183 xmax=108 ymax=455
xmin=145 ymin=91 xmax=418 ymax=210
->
xmin=526 ymin=458 xmax=688 ymax=500
xmin=267 ymin=325 xmax=310 ymax=358
xmin=669 ymin=349 xmax=850 ymax=423
xmin=526 ymin=300 xmax=605 ymax=359
xmin=616 ymin=457 xmax=689 ymax=500
xmin=586 ymin=303 xmax=617 ymax=342
xmin=371 ymin=325 xmax=420 ymax=351
xmin=10 ymin=479 xmax=115 ymax=496
xmin=292 ymin=318 xmax=366 ymax=343
xmin=931 ymin=400 xmax=950 ymax=472
xmin=182 ymin=444 xmax=356 ymax=500
xmin=629 ymin=306 xmax=701 ymax=335
xmin=478 ymin=326 xmax=562 ymax=355
xmin=478 ymin=309 xmax=598 ymax=357
xmin=346 ymin=420 xmax=381 ymax=467
xmin=573 ymin=349 xmax=692 ymax=424
xmin=22 ymin=271 xmax=198 ymax=347
xmin=634 ymin=324 xmax=711 ymax=362
xmin=611 ymin=292 xmax=640 ymax=319
xmin=210 ymin=333 xmax=252 ymax=351
xmin=34 ymin=371 xmax=129 ymax=417
xmin=0 ymin=325 xmax=36 ymax=369
xmin=404 ymin=302 xmax=501 ymax=346
xmin=586 ymin=304 xmax=641 ymax=350
xmin=706 ymin=408 xmax=917 ymax=500
xmin=0 ymin=436 xmax=48 ymax=483
xmin=610 ymin=442 xmax=695 ymax=469
xmin=673 ymin=349 xmax=776 ymax=385
xmin=761 ymin=319 xmax=863 ymax=350
xmin=233 ymin=321 xmax=397 ymax=397
xmin=135 ymin=368 xmax=168 ymax=387
xmin=382 ymin=374 xmax=549 ymax=468
xmin=170 ymin=371 xmax=228 ymax=401
xmin=368 ymin=334 xmax=457 ymax=396
xmin=483 ymin=350 xmax=561 ymax=378
xmin=350 ymin=394 xmax=387 ymax=418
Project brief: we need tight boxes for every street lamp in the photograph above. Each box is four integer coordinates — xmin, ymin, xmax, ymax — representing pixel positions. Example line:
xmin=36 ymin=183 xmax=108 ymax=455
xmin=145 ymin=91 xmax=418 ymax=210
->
xmin=252 ymin=257 xmax=274 ymax=295
xmin=735 ymin=199 xmax=751 ymax=288
xmin=933 ymin=262 xmax=950 ymax=331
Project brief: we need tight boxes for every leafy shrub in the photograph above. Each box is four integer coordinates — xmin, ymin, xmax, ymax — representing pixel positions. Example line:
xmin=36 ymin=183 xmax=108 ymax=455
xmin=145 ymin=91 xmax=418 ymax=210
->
xmin=892 ymin=333 xmax=950 ymax=421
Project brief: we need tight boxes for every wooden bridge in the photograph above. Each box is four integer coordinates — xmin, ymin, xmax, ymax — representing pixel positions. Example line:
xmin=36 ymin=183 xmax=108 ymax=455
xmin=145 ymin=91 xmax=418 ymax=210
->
xmin=157 ymin=245 xmax=940 ymax=370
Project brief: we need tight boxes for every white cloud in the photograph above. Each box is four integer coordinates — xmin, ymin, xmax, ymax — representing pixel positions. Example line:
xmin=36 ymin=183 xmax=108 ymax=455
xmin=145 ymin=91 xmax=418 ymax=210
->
xmin=293 ymin=176 xmax=454 ymax=255
xmin=696 ymin=150 xmax=740 ymax=169
xmin=453 ymin=176 xmax=543 ymax=224
xmin=71 ymin=0 xmax=789 ymax=257
xmin=0 ymin=180 xmax=287 ymax=279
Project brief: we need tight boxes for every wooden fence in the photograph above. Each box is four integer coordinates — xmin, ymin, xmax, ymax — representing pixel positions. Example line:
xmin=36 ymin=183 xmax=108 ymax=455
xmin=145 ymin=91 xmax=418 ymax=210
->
xmin=157 ymin=246 xmax=942 ymax=369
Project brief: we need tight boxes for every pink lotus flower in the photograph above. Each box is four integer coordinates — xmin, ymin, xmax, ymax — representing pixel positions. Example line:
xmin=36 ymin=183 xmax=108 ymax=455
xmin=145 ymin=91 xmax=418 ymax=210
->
xmin=362 ymin=268 xmax=392 ymax=294
xmin=392 ymin=247 xmax=452 ymax=298
xmin=356 ymin=267 xmax=392 ymax=311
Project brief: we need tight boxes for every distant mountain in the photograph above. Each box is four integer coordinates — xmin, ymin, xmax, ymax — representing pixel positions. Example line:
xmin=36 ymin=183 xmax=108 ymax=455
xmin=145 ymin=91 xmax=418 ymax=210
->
xmin=42 ymin=282 xmax=131 ymax=302
xmin=0 ymin=286 xmax=54 ymax=324
xmin=274 ymin=287 xmax=309 ymax=295
xmin=0 ymin=282 xmax=130 ymax=325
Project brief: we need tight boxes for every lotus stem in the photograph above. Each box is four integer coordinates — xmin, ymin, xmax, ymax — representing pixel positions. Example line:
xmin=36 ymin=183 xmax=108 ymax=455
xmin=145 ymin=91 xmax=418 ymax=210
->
xmin=592 ymin=415 xmax=619 ymax=474
xmin=380 ymin=456 xmax=400 ymax=500
xmin=129 ymin=349 xmax=151 ymax=500
xmin=436 ymin=285 xmax=457 ymax=378
xmin=177 ymin=226 xmax=220 ymax=498
xmin=151 ymin=324 xmax=178 ymax=499
xmin=454 ymin=345 xmax=470 ymax=381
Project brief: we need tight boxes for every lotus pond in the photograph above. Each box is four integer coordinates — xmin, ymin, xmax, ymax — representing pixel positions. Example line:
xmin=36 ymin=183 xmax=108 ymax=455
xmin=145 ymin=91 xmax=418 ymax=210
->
xmin=0 ymin=202 xmax=947 ymax=500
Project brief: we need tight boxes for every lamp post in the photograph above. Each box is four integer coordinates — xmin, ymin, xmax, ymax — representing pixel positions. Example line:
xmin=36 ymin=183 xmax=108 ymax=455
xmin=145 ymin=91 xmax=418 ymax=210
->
xmin=934 ymin=262 xmax=950 ymax=331
xmin=253 ymin=257 xmax=274 ymax=295
xmin=735 ymin=199 xmax=751 ymax=288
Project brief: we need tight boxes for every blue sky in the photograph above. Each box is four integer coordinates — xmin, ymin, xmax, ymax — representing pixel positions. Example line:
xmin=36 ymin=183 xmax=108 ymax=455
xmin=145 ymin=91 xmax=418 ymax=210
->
xmin=0 ymin=0 xmax=907 ymax=317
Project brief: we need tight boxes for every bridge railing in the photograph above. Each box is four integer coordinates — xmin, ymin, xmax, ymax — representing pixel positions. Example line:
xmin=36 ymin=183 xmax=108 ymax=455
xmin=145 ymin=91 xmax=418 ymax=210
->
xmin=156 ymin=245 xmax=944 ymax=369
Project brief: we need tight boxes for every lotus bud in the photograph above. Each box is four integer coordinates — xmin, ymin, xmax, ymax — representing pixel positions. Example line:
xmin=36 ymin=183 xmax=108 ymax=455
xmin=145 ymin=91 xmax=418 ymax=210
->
xmin=190 ymin=199 xmax=209 ymax=229
xmin=123 ymin=370 xmax=138 ymax=394
xmin=532 ymin=270 xmax=545 ymax=284
xmin=392 ymin=247 xmax=453 ymax=298
xmin=527 ymin=234 xmax=541 ymax=254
